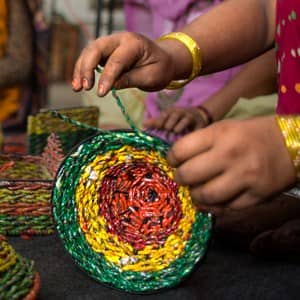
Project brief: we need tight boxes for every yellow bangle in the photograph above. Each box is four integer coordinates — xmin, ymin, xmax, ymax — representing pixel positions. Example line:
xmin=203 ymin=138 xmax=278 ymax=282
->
xmin=276 ymin=115 xmax=300 ymax=178
xmin=157 ymin=32 xmax=202 ymax=90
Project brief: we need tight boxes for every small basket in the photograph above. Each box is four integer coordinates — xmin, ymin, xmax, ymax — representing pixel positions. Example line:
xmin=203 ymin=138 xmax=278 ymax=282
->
xmin=27 ymin=106 xmax=99 ymax=155
xmin=0 ymin=239 xmax=40 ymax=300
xmin=0 ymin=134 xmax=64 ymax=236
xmin=52 ymin=130 xmax=212 ymax=293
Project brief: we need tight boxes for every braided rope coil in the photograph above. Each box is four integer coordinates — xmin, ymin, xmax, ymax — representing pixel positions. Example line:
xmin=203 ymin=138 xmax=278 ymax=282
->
xmin=0 ymin=240 xmax=40 ymax=300
xmin=0 ymin=136 xmax=63 ymax=236
xmin=53 ymin=130 xmax=212 ymax=293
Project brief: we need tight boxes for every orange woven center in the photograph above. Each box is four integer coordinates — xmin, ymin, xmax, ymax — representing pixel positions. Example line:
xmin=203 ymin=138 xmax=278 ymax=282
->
xmin=99 ymin=162 xmax=182 ymax=250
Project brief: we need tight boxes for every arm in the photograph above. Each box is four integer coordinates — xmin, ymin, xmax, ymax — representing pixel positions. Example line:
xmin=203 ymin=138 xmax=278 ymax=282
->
xmin=72 ymin=0 xmax=297 ymax=212
xmin=201 ymin=48 xmax=277 ymax=122
xmin=144 ymin=49 xmax=277 ymax=133
xmin=169 ymin=0 xmax=276 ymax=77
xmin=72 ymin=0 xmax=276 ymax=96
xmin=0 ymin=0 xmax=33 ymax=88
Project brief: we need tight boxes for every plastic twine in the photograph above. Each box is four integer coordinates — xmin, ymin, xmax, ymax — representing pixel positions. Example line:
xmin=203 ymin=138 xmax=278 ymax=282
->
xmin=51 ymin=65 xmax=140 ymax=134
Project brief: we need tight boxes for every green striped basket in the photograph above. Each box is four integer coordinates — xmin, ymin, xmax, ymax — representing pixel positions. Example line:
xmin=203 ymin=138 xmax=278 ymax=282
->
xmin=0 ymin=134 xmax=64 ymax=236
xmin=0 ymin=238 xmax=40 ymax=300
xmin=27 ymin=106 xmax=99 ymax=155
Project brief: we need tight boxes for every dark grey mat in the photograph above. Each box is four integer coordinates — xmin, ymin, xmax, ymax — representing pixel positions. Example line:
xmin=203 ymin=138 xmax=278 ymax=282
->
xmin=8 ymin=234 xmax=300 ymax=300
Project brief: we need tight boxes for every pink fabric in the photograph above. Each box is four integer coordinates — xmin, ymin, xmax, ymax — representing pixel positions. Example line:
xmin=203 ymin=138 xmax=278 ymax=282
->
xmin=276 ymin=0 xmax=300 ymax=114
xmin=124 ymin=0 xmax=241 ymax=139
xmin=125 ymin=0 xmax=221 ymax=38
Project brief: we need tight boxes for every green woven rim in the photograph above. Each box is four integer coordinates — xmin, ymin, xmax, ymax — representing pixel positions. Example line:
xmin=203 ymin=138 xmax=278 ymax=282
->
xmin=52 ymin=130 xmax=212 ymax=293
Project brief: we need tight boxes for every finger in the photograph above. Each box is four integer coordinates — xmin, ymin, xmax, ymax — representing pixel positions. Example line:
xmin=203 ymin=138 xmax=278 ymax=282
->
xmin=97 ymin=46 xmax=135 ymax=95
xmin=194 ymin=202 xmax=225 ymax=217
xmin=143 ymin=112 xmax=170 ymax=130
xmin=154 ymin=111 xmax=170 ymax=129
xmin=143 ymin=117 xmax=158 ymax=128
xmin=72 ymin=55 xmax=84 ymax=91
xmin=173 ymin=149 xmax=225 ymax=186
xmin=167 ymin=126 xmax=215 ymax=167
xmin=164 ymin=111 xmax=183 ymax=131
xmin=75 ymin=54 xmax=95 ymax=91
xmin=73 ymin=37 xmax=119 ymax=92
xmin=113 ymin=63 xmax=169 ymax=92
xmin=227 ymin=192 xmax=261 ymax=210
xmin=189 ymin=170 xmax=248 ymax=206
xmin=173 ymin=116 xmax=194 ymax=133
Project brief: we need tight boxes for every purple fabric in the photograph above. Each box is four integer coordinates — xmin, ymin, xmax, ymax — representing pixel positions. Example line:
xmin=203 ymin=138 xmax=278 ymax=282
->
xmin=124 ymin=0 xmax=241 ymax=140
xmin=125 ymin=0 xmax=223 ymax=38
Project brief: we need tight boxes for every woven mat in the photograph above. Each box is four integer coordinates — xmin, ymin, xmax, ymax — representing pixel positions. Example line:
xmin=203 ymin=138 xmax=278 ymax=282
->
xmin=2 ymin=133 xmax=27 ymax=154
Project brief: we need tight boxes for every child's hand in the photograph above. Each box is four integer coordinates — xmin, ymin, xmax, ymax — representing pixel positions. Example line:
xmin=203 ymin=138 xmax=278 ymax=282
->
xmin=143 ymin=107 xmax=207 ymax=134
xmin=72 ymin=32 xmax=177 ymax=96
xmin=167 ymin=116 xmax=297 ymax=215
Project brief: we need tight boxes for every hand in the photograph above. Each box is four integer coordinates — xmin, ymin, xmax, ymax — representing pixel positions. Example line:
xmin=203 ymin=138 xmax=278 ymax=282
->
xmin=167 ymin=116 xmax=297 ymax=214
xmin=143 ymin=106 xmax=207 ymax=134
xmin=72 ymin=32 xmax=176 ymax=96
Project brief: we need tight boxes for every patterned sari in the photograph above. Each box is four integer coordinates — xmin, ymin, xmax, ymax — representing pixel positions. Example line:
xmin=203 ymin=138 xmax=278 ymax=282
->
xmin=276 ymin=0 xmax=300 ymax=114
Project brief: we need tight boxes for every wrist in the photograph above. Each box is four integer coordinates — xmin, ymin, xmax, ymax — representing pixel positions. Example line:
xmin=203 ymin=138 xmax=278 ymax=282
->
xmin=157 ymin=32 xmax=202 ymax=89
xmin=196 ymin=105 xmax=213 ymax=126
xmin=156 ymin=38 xmax=192 ymax=80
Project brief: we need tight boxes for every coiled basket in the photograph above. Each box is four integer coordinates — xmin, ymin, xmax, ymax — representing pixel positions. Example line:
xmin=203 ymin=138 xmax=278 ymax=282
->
xmin=0 ymin=239 xmax=40 ymax=300
xmin=52 ymin=130 xmax=212 ymax=293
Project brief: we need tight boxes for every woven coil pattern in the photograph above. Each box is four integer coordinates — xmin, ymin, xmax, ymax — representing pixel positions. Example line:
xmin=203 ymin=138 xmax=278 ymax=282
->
xmin=27 ymin=106 xmax=99 ymax=155
xmin=52 ymin=130 xmax=212 ymax=293
xmin=0 ymin=239 xmax=40 ymax=300
xmin=0 ymin=153 xmax=56 ymax=236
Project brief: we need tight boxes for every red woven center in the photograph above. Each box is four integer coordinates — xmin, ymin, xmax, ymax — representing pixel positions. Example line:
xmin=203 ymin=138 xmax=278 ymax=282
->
xmin=99 ymin=161 xmax=182 ymax=250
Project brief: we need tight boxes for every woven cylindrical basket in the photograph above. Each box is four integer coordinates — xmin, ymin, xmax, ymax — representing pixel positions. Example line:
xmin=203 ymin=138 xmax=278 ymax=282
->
xmin=27 ymin=106 xmax=99 ymax=155
xmin=0 ymin=134 xmax=64 ymax=236
xmin=0 ymin=239 xmax=40 ymax=300
xmin=52 ymin=130 xmax=212 ymax=293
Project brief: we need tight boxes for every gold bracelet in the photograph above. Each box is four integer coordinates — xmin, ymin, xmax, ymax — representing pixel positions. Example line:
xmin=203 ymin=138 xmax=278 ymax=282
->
xmin=276 ymin=115 xmax=300 ymax=178
xmin=157 ymin=32 xmax=202 ymax=89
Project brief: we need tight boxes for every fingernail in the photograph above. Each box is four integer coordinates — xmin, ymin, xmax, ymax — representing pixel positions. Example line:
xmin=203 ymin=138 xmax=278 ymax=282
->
xmin=71 ymin=78 xmax=79 ymax=89
xmin=83 ymin=78 xmax=89 ymax=89
xmin=98 ymin=84 xmax=105 ymax=96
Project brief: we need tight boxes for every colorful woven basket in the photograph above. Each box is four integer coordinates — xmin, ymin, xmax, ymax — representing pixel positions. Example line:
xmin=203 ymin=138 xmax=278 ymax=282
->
xmin=0 ymin=134 xmax=64 ymax=236
xmin=0 ymin=239 xmax=40 ymax=300
xmin=27 ymin=106 xmax=99 ymax=155
xmin=52 ymin=130 xmax=212 ymax=293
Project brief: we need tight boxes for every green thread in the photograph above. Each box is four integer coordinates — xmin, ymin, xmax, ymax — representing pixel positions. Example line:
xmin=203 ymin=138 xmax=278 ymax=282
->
xmin=95 ymin=65 xmax=139 ymax=132
xmin=50 ymin=110 xmax=102 ymax=133
xmin=51 ymin=65 xmax=139 ymax=134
